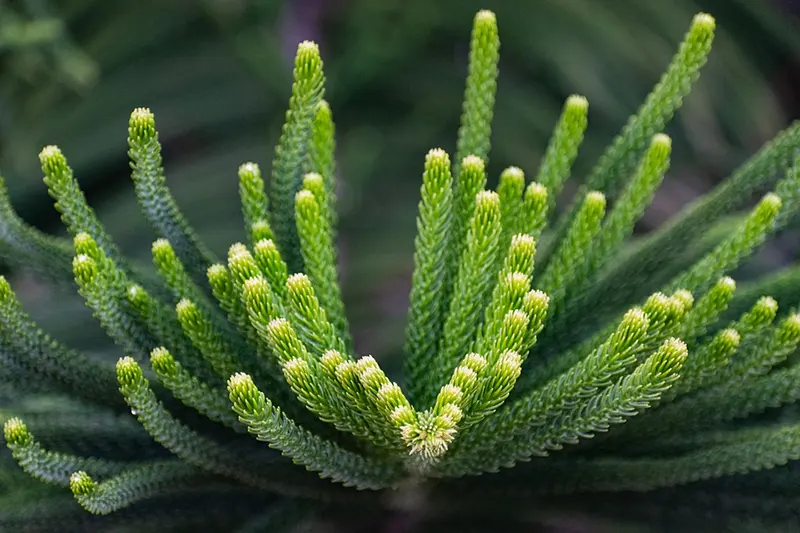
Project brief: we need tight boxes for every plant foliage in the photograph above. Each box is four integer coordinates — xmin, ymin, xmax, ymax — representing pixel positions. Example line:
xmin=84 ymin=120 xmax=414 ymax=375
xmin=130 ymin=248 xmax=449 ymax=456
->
xmin=2 ymin=8 xmax=800 ymax=533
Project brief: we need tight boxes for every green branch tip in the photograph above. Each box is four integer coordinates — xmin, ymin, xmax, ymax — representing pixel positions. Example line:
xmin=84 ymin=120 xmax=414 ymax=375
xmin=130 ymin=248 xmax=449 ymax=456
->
xmin=151 ymin=237 xmax=175 ymax=258
xmin=692 ymin=12 xmax=716 ymax=31
xmin=254 ymin=238 xmax=280 ymax=255
xmin=286 ymin=272 xmax=313 ymax=292
xmin=126 ymin=284 xmax=146 ymax=305
xmin=243 ymin=275 xmax=270 ymax=296
xmin=759 ymin=193 xmax=783 ymax=218
xmin=3 ymin=417 xmax=32 ymax=446
xmin=295 ymin=189 xmax=315 ymax=207
xmin=654 ymin=338 xmax=688 ymax=370
xmin=227 ymin=372 xmax=261 ymax=411
xmin=620 ymin=307 xmax=650 ymax=337
xmin=754 ymin=296 xmax=779 ymax=319
xmin=69 ymin=471 xmax=96 ymax=497
xmin=585 ymin=191 xmax=607 ymax=209
xmin=525 ymin=182 xmax=547 ymax=200
xmin=38 ymin=145 xmax=67 ymax=174
xmin=296 ymin=40 xmax=320 ymax=58
xmin=463 ymin=353 xmax=489 ymax=374
xmin=782 ymin=314 xmax=800 ymax=340
xmin=475 ymin=9 xmax=496 ymax=24
xmin=0 ymin=275 xmax=12 ymax=299
xmin=501 ymin=166 xmax=524 ymax=181
xmin=526 ymin=289 xmax=550 ymax=308
xmin=401 ymin=409 xmax=461 ymax=460
xmin=719 ymin=276 xmax=736 ymax=292
xmin=461 ymin=154 xmax=484 ymax=170
xmin=73 ymin=254 xmax=98 ymax=284
xmin=672 ymin=289 xmax=694 ymax=311
xmin=566 ymin=94 xmax=589 ymax=112
xmin=207 ymin=263 xmax=227 ymax=282
xmin=426 ymin=148 xmax=452 ymax=169
xmin=175 ymin=298 xmax=195 ymax=316
xmin=128 ymin=107 xmax=156 ymax=141
xmin=302 ymin=172 xmax=324 ymax=189
xmin=651 ymin=133 xmax=672 ymax=152
xmin=282 ymin=357 xmax=311 ymax=382
xmin=238 ymin=162 xmax=261 ymax=180
xmin=73 ymin=232 xmax=95 ymax=253
xmin=475 ymin=190 xmax=500 ymax=213
xmin=718 ymin=328 xmax=741 ymax=349
xmin=150 ymin=347 xmax=177 ymax=376
xmin=497 ymin=350 xmax=523 ymax=373
xmin=116 ymin=356 xmax=143 ymax=386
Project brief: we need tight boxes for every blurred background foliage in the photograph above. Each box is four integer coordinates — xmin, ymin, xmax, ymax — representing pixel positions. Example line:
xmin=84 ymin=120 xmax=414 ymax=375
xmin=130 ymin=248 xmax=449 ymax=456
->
xmin=1 ymin=0 xmax=799 ymax=379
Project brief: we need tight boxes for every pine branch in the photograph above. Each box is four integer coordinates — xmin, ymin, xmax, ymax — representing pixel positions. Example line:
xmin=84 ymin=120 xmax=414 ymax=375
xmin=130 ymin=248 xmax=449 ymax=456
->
xmin=446 ymin=306 xmax=651 ymax=472
xmin=285 ymin=273 xmax=348 ymax=357
xmin=128 ymin=108 xmax=218 ymax=286
xmin=269 ymin=41 xmax=326 ymax=273
xmin=584 ymin=120 xmax=800 ymax=314
xmin=453 ymin=10 xmax=499 ymax=177
xmin=535 ymin=191 xmax=606 ymax=312
xmin=227 ymin=373 xmax=402 ymax=490
xmin=549 ymin=13 xmax=714 ymax=247
xmin=39 ymin=146 xmax=126 ymax=270
xmin=149 ymin=347 xmax=241 ymax=430
xmin=0 ymin=276 xmax=122 ymax=408
xmin=0 ymin=176 xmax=75 ymax=285
xmin=457 ymin=339 xmax=689 ymax=476
xmin=69 ymin=460 xmax=205 ymax=515
xmin=678 ymin=276 xmax=736 ymax=344
xmin=4 ymin=417 xmax=128 ymax=487
xmin=252 ymin=239 xmax=290 ymax=305
xmin=667 ymin=193 xmax=782 ymax=294
xmin=115 ymin=357 xmax=335 ymax=498
xmin=295 ymin=177 xmax=350 ymax=347
xmin=662 ymin=327 xmax=739 ymax=399
xmin=404 ymin=149 xmax=454 ymax=406
xmin=534 ymin=95 xmax=589 ymax=210
xmin=430 ymin=191 xmax=502 ymax=407
xmin=584 ymin=134 xmax=672 ymax=281
xmin=238 ymin=162 xmax=273 ymax=246
xmin=497 ymin=167 xmax=525 ymax=252
xmin=72 ymin=235 xmax=154 ymax=362
xmin=474 ymin=235 xmax=538 ymax=355
xmin=537 ymin=423 xmax=800 ymax=493
xmin=520 ymin=181 xmax=548 ymax=240
xmin=307 ymin=100 xmax=338 ymax=227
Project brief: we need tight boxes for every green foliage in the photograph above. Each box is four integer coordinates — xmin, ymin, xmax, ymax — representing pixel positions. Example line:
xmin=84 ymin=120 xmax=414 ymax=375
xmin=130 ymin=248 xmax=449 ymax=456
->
xmin=2 ymin=8 xmax=800 ymax=532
